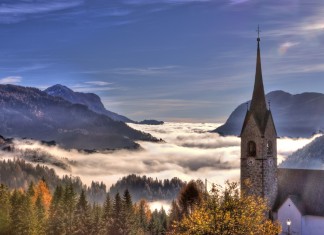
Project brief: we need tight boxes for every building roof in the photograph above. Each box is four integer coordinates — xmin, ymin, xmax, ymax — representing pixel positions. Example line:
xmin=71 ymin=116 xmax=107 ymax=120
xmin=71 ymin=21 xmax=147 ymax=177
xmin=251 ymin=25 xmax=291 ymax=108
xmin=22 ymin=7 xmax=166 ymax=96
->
xmin=240 ymin=37 xmax=277 ymax=136
xmin=274 ymin=168 xmax=324 ymax=216
xmin=250 ymin=37 xmax=267 ymax=119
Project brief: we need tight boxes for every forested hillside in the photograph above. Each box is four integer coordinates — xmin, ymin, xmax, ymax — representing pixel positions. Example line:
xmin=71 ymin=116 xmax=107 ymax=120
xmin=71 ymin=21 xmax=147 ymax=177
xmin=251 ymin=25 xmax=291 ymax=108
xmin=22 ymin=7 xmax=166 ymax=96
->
xmin=0 ymin=159 xmax=185 ymax=204
xmin=110 ymin=174 xmax=185 ymax=201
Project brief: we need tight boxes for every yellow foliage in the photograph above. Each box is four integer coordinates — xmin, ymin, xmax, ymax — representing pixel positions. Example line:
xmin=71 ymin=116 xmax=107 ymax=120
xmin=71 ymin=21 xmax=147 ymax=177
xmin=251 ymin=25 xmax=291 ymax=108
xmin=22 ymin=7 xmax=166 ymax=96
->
xmin=172 ymin=181 xmax=281 ymax=235
xmin=32 ymin=180 xmax=52 ymax=211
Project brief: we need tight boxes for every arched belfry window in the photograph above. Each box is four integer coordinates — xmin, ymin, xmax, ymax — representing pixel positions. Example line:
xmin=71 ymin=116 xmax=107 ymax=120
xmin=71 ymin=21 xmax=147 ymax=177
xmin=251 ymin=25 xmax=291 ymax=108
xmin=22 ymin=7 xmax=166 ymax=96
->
xmin=248 ymin=141 xmax=256 ymax=157
xmin=267 ymin=141 xmax=273 ymax=156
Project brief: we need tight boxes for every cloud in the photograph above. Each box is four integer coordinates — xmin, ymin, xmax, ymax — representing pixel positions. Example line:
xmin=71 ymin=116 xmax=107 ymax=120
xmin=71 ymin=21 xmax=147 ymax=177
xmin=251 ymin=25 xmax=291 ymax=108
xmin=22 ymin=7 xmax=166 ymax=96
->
xmin=229 ymin=0 xmax=251 ymax=5
xmin=0 ymin=0 xmax=84 ymax=24
xmin=0 ymin=1 xmax=83 ymax=15
xmin=84 ymin=81 xmax=113 ymax=86
xmin=0 ymin=122 xmax=317 ymax=191
xmin=113 ymin=66 xmax=180 ymax=76
xmin=0 ymin=76 xmax=22 ymax=84
xmin=122 ymin=0 xmax=212 ymax=5
xmin=278 ymin=42 xmax=300 ymax=55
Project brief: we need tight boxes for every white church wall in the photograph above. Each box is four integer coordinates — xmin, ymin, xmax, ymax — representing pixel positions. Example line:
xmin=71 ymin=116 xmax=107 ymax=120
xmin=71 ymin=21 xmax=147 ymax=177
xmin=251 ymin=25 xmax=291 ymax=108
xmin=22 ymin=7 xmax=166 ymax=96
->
xmin=278 ymin=198 xmax=302 ymax=235
xmin=302 ymin=215 xmax=324 ymax=235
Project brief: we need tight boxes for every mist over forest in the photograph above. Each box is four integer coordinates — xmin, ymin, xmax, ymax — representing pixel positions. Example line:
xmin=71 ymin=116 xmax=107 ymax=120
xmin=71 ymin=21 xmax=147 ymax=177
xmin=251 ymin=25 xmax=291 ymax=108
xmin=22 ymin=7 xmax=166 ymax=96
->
xmin=0 ymin=122 xmax=319 ymax=191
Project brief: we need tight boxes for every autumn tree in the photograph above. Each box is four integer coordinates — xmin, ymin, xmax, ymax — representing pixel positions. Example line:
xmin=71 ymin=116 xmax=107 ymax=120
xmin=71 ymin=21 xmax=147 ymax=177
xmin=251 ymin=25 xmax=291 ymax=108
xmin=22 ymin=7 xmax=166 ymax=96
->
xmin=173 ymin=181 xmax=281 ymax=235
xmin=135 ymin=199 xmax=151 ymax=232
xmin=32 ymin=179 xmax=52 ymax=211
xmin=178 ymin=180 xmax=203 ymax=216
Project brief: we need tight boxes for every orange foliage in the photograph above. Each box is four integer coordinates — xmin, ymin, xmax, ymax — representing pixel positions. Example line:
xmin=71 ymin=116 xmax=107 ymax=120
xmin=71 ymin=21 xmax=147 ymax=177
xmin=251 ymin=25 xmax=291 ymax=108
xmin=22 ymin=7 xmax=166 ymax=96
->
xmin=32 ymin=180 xmax=52 ymax=210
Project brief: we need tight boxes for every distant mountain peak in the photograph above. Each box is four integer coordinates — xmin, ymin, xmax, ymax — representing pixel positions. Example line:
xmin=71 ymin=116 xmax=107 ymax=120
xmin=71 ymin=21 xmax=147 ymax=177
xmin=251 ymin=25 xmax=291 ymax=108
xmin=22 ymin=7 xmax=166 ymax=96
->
xmin=45 ymin=84 xmax=135 ymax=123
xmin=0 ymin=84 xmax=158 ymax=150
xmin=45 ymin=84 xmax=75 ymax=97
xmin=213 ymin=90 xmax=324 ymax=137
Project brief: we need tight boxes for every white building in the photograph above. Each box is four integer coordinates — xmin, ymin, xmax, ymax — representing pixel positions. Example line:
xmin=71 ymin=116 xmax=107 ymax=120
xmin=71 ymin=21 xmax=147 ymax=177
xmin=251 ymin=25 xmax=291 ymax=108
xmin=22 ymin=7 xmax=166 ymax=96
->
xmin=273 ymin=169 xmax=324 ymax=235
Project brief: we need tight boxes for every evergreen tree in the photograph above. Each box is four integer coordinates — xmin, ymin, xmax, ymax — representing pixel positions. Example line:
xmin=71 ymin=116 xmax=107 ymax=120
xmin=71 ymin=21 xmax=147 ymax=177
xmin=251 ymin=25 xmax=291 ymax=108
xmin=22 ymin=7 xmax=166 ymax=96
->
xmin=168 ymin=200 xmax=181 ymax=229
xmin=9 ymin=189 xmax=22 ymax=234
xmin=0 ymin=184 xmax=11 ymax=234
xmin=101 ymin=194 xmax=112 ymax=234
xmin=122 ymin=189 xmax=136 ymax=234
xmin=90 ymin=203 xmax=102 ymax=235
xmin=47 ymin=185 xmax=65 ymax=234
xmin=35 ymin=194 xmax=47 ymax=235
xmin=19 ymin=192 xmax=37 ymax=235
xmin=27 ymin=182 xmax=35 ymax=198
xmin=136 ymin=199 xmax=151 ymax=233
xmin=63 ymin=183 xmax=77 ymax=234
xmin=149 ymin=209 xmax=163 ymax=235
xmin=73 ymin=189 xmax=91 ymax=234
xmin=111 ymin=192 xmax=123 ymax=235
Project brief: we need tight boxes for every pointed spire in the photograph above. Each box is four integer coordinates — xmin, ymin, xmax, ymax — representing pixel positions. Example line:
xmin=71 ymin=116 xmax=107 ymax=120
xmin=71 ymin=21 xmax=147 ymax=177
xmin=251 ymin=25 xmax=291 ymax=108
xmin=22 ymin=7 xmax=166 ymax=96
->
xmin=249 ymin=26 xmax=268 ymax=121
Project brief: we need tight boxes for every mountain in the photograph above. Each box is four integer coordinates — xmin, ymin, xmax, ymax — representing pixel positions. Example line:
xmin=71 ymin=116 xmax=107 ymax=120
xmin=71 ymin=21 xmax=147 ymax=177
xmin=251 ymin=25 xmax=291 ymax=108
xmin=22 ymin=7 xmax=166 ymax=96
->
xmin=45 ymin=84 xmax=134 ymax=123
xmin=280 ymin=135 xmax=324 ymax=169
xmin=213 ymin=90 xmax=324 ymax=137
xmin=0 ymin=84 xmax=158 ymax=150
xmin=138 ymin=120 xmax=164 ymax=125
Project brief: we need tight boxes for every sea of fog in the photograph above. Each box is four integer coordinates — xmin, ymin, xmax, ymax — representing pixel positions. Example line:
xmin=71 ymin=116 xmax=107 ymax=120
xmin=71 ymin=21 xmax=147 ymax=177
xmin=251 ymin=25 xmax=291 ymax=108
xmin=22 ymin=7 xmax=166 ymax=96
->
xmin=0 ymin=122 xmax=319 ymax=210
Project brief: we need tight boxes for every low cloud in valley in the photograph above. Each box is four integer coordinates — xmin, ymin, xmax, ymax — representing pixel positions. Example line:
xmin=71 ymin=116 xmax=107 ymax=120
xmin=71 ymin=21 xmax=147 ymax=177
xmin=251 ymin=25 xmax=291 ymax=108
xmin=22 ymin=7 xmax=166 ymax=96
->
xmin=0 ymin=123 xmax=318 ymax=190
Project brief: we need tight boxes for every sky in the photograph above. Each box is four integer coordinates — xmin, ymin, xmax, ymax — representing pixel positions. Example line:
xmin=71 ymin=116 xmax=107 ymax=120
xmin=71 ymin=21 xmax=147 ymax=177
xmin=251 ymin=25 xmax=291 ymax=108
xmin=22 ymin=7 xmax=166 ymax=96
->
xmin=1 ymin=0 xmax=324 ymax=122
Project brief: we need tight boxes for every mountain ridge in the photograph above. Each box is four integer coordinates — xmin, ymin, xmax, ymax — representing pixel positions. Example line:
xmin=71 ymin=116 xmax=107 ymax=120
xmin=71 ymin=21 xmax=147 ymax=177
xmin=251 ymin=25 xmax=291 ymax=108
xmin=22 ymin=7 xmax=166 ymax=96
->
xmin=45 ymin=84 xmax=134 ymax=123
xmin=213 ymin=90 xmax=324 ymax=137
xmin=0 ymin=84 xmax=158 ymax=150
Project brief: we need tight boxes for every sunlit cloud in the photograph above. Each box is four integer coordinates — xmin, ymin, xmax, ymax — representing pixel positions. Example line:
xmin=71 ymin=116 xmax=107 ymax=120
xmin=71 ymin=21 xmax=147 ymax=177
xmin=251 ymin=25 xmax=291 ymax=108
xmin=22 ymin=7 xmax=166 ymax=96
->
xmin=278 ymin=41 xmax=299 ymax=55
xmin=84 ymin=81 xmax=113 ymax=86
xmin=0 ymin=76 xmax=22 ymax=84
xmin=0 ymin=122 xmax=317 ymax=192
xmin=229 ymin=0 xmax=251 ymax=5
xmin=0 ymin=0 xmax=84 ymax=23
xmin=0 ymin=1 xmax=83 ymax=15
xmin=122 ymin=0 xmax=212 ymax=5
xmin=113 ymin=66 xmax=180 ymax=76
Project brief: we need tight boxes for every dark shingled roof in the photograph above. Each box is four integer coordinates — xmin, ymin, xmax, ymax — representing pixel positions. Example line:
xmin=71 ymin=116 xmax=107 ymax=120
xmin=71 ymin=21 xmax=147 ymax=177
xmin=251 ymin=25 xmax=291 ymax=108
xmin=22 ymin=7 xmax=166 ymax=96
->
xmin=249 ymin=37 xmax=267 ymax=119
xmin=274 ymin=168 xmax=324 ymax=216
xmin=240 ymin=37 xmax=277 ymax=136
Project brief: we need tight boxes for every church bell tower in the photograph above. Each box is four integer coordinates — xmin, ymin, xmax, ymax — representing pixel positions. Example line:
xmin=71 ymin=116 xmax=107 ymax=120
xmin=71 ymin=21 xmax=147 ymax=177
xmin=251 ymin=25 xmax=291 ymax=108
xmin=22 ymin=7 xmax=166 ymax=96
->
xmin=240 ymin=28 xmax=278 ymax=209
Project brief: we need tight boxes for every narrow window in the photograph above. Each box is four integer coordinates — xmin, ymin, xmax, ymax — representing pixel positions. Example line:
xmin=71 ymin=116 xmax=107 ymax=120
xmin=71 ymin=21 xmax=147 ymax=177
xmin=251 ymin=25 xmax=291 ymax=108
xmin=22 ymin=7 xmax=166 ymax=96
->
xmin=267 ymin=141 xmax=273 ymax=156
xmin=248 ymin=141 xmax=256 ymax=157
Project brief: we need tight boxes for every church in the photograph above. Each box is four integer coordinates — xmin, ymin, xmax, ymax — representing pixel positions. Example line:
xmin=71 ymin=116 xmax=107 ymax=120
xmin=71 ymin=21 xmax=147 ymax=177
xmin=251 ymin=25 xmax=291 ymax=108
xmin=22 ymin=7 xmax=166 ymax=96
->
xmin=240 ymin=32 xmax=324 ymax=235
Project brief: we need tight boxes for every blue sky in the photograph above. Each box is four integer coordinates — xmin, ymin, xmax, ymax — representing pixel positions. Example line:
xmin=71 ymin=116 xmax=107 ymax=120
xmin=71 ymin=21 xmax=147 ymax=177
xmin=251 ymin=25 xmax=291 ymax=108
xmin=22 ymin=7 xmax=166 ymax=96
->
xmin=1 ymin=0 xmax=324 ymax=122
